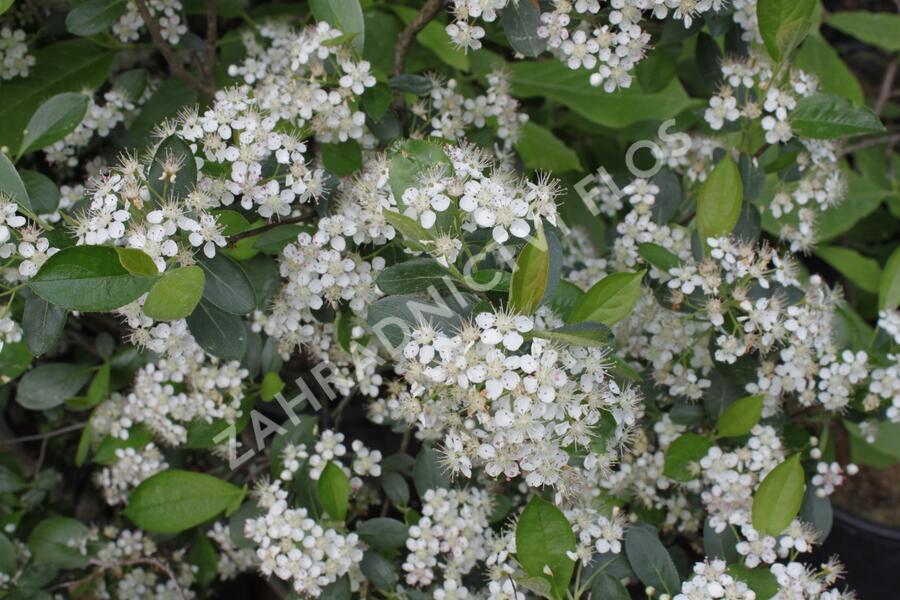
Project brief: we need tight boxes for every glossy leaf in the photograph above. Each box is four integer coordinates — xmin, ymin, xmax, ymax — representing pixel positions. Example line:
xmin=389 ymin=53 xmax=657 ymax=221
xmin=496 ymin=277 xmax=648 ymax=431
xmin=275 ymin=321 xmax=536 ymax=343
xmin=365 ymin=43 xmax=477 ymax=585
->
xmin=0 ymin=151 xmax=31 ymax=211
xmin=752 ymin=454 xmax=806 ymax=535
xmin=624 ymin=524 xmax=680 ymax=596
xmin=143 ymin=266 xmax=206 ymax=321
xmin=29 ymin=246 xmax=155 ymax=312
xmin=186 ymin=301 xmax=248 ymax=361
xmin=790 ymin=94 xmax=885 ymax=139
xmin=198 ymin=253 xmax=256 ymax=315
xmin=500 ymin=0 xmax=546 ymax=57
xmin=717 ymin=394 xmax=764 ymax=438
xmin=318 ymin=461 xmax=351 ymax=521
xmin=125 ymin=470 xmax=245 ymax=534
xmin=509 ymin=226 xmax=561 ymax=314
xmin=568 ymin=270 xmax=645 ymax=326
xmin=696 ymin=155 xmax=743 ymax=244
xmin=515 ymin=496 xmax=576 ymax=600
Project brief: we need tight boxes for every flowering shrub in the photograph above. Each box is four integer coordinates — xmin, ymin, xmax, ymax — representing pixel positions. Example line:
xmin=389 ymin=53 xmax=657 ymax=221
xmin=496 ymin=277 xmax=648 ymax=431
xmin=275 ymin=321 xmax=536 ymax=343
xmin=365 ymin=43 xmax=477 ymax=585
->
xmin=0 ymin=0 xmax=897 ymax=599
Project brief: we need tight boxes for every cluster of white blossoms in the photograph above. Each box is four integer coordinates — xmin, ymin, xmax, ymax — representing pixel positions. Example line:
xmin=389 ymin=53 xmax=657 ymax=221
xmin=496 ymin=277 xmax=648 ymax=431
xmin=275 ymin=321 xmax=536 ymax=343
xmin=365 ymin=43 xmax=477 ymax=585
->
xmin=0 ymin=26 xmax=33 ymax=80
xmin=704 ymin=52 xmax=845 ymax=250
xmin=397 ymin=307 xmax=642 ymax=494
xmin=89 ymin=526 xmax=197 ymax=599
xmin=244 ymin=479 xmax=364 ymax=597
xmin=89 ymin=322 xmax=247 ymax=447
xmin=279 ymin=429 xmax=382 ymax=489
xmin=45 ymin=86 xmax=152 ymax=169
xmin=564 ymin=505 xmax=626 ymax=563
xmin=675 ymin=559 xmax=757 ymax=600
xmin=422 ymin=69 xmax=528 ymax=152
xmin=112 ymin=0 xmax=188 ymax=44
xmin=227 ymin=21 xmax=376 ymax=144
xmin=207 ymin=521 xmax=258 ymax=581
xmin=94 ymin=442 xmax=168 ymax=505
xmin=447 ymin=0 xmax=728 ymax=92
xmin=0 ymin=191 xmax=59 ymax=279
xmin=402 ymin=487 xmax=493 ymax=588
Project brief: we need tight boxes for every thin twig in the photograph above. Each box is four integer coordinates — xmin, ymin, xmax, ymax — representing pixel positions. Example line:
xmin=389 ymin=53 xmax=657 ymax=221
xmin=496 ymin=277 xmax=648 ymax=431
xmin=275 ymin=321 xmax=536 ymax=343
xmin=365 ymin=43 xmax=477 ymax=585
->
xmin=204 ymin=0 xmax=219 ymax=89
xmin=134 ymin=0 xmax=215 ymax=98
xmin=875 ymin=58 xmax=897 ymax=117
xmin=840 ymin=133 xmax=900 ymax=156
xmin=226 ymin=213 xmax=312 ymax=244
xmin=393 ymin=0 xmax=446 ymax=77
xmin=0 ymin=421 xmax=87 ymax=445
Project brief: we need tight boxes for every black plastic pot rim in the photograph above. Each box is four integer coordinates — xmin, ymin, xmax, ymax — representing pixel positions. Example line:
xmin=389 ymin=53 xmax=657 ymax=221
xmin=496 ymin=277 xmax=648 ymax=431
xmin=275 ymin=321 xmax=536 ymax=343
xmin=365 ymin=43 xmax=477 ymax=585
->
xmin=833 ymin=505 xmax=900 ymax=542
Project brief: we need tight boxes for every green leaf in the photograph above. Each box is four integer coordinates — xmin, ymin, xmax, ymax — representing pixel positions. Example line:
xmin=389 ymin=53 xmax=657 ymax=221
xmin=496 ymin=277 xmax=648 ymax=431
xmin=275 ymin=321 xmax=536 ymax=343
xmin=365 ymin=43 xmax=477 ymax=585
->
xmin=500 ymin=0 xmax=546 ymax=57
xmin=321 ymin=575 xmax=352 ymax=600
xmin=591 ymin=573 xmax=630 ymax=600
xmin=825 ymin=11 xmax=900 ymax=53
xmin=22 ymin=294 xmax=66 ymax=356
xmin=697 ymin=155 xmax=743 ymax=244
xmin=728 ymin=564 xmax=779 ymax=600
xmin=388 ymin=74 xmax=432 ymax=95
xmin=20 ymin=170 xmax=60 ymax=214
xmin=383 ymin=209 xmax=433 ymax=251
xmin=814 ymin=245 xmax=881 ymax=294
xmin=186 ymin=301 xmax=248 ymax=360
xmin=19 ymin=92 xmax=89 ymax=157
xmin=664 ymin=434 xmax=713 ymax=482
xmin=147 ymin=135 xmax=197 ymax=203
xmin=27 ymin=517 xmax=91 ymax=569
xmin=75 ymin=423 xmax=91 ymax=467
xmin=29 ymin=246 xmax=155 ymax=312
xmin=356 ymin=518 xmax=408 ymax=550
xmin=515 ymin=497 xmax=576 ymax=600
xmin=0 ymin=533 xmax=15 ymax=575
xmin=568 ymin=270 xmax=645 ymax=326
xmin=198 ymin=253 xmax=256 ymax=315
xmin=66 ymin=0 xmax=128 ymax=36
xmin=360 ymin=551 xmax=398 ymax=590
xmin=15 ymin=363 xmax=91 ymax=410
xmin=624 ymin=525 xmax=680 ymax=596
xmin=717 ymin=394 xmax=764 ymax=438
xmin=116 ymin=247 xmax=159 ymax=276
xmin=638 ymin=243 xmax=682 ymax=272
xmin=112 ymin=68 xmax=149 ymax=102
xmin=376 ymin=258 xmax=452 ymax=294
xmin=795 ymin=33 xmax=863 ymax=105
xmin=0 ymin=40 xmax=113 ymax=153
xmin=310 ymin=0 xmax=364 ymax=53
xmin=129 ymin=79 xmax=196 ymax=145
xmin=0 ymin=341 xmax=33 ymax=382
xmin=260 ymin=371 xmax=284 ymax=402
xmin=322 ymin=140 xmax=363 ymax=176
xmin=509 ymin=60 xmax=696 ymax=129
xmin=318 ymin=462 xmax=351 ymax=521
xmin=509 ymin=226 xmax=561 ymax=314
xmin=84 ymin=363 xmax=111 ymax=409
xmin=515 ymin=122 xmax=582 ymax=173
xmin=143 ymin=266 xmax=206 ymax=321
xmin=0 ymin=0 xmax=13 ymax=16
xmin=752 ymin=454 xmax=806 ymax=535
xmin=546 ymin=280 xmax=583 ymax=321
xmin=789 ymin=94 xmax=885 ymax=139
xmin=125 ymin=469 xmax=246 ymax=534
xmin=254 ymin=224 xmax=306 ymax=254
xmin=413 ymin=446 xmax=449 ymax=498
xmin=0 ymin=151 xmax=31 ymax=212
xmin=757 ymin=0 xmax=816 ymax=62
xmin=880 ymin=246 xmax=900 ymax=311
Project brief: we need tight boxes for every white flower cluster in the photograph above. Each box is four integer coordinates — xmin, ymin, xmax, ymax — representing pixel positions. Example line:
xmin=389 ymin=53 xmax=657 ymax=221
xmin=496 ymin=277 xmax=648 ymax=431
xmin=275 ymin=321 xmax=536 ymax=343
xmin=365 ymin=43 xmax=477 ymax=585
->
xmin=113 ymin=0 xmax=188 ymax=44
xmin=94 ymin=442 xmax=168 ymax=505
xmin=207 ymin=521 xmax=257 ymax=580
xmin=564 ymin=504 xmax=626 ymax=563
xmin=244 ymin=479 xmax=363 ymax=597
xmin=91 ymin=526 xmax=197 ymax=599
xmin=698 ymin=425 xmax=785 ymax=533
xmin=90 ymin=322 xmax=247 ymax=446
xmin=0 ymin=27 xmax=33 ymax=80
xmin=402 ymin=487 xmax=493 ymax=588
xmin=399 ymin=308 xmax=642 ymax=493
xmin=675 ymin=559 xmax=757 ymax=600
xmin=227 ymin=22 xmax=375 ymax=144
xmin=703 ymin=52 xmax=845 ymax=250
xmin=279 ymin=429 xmax=382 ymax=490
xmin=424 ymin=70 xmax=528 ymax=151
xmin=447 ymin=0 xmax=725 ymax=92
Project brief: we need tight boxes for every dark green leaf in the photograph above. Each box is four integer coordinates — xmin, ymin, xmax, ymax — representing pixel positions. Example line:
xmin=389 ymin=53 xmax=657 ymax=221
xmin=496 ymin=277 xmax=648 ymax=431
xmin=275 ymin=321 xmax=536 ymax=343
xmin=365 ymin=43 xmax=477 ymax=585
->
xmin=789 ymin=94 xmax=885 ymax=139
xmin=66 ymin=0 xmax=128 ymax=36
xmin=356 ymin=518 xmax=408 ymax=550
xmin=198 ymin=253 xmax=256 ymax=315
xmin=16 ymin=363 xmax=91 ymax=410
xmin=500 ymin=0 xmax=546 ymax=57
xmin=515 ymin=496 xmax=576 ymax=600
xmin=624 ymin=524 xmax=680 ymax=595
xmin=29 ymin=246 xmax=155 ymax=312
xmin=20 ymin=170 xmax=60 ymax=214
xmin=310 ymin=0 xmax=365 ymax=52
xmin=148 ymin=135 xmax=197 ymax=203
xmin=0 ymin=151 xmax=31 ymax=212
xmin=27 ymin=517 xmax=91 ymax=569
xmin=322 ymin=140 xmax=363 ymax=176
xmin=377 ymin=258 xmax=453 ymax=294
xmin=413 ymin=446 xmax=449 ymax=498
xmin=186 ymin=301 xmax=248 ymax=360
xmin=22 ymin=294 xmax=66 ymax=356
xmin=756 ymin=0 xmax=816 ymax=61
xmin=125 ymin=469 xmax=246 ymax=534
xmin=19 ymin=93 xmax=88 ymax=156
